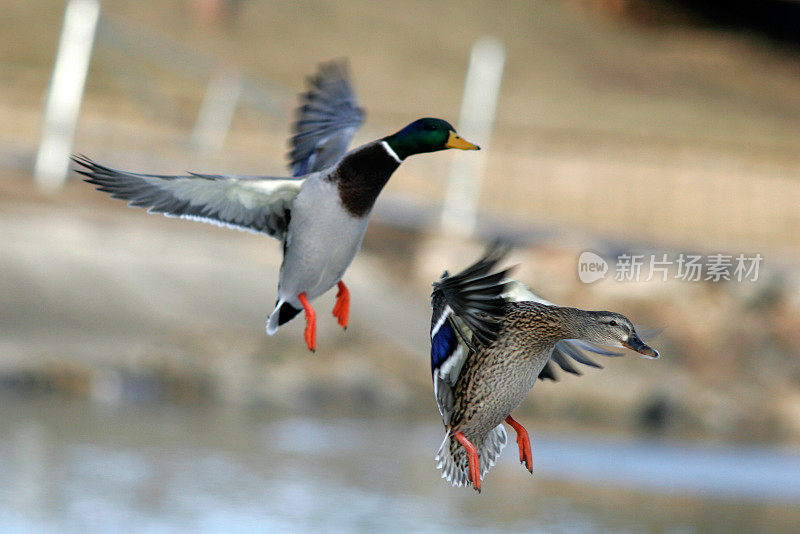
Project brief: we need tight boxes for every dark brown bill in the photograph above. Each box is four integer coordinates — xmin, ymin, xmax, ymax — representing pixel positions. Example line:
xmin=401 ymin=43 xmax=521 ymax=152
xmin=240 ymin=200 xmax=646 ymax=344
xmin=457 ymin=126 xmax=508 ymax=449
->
xmin=622 ymin=333 xmax=659 ymax=359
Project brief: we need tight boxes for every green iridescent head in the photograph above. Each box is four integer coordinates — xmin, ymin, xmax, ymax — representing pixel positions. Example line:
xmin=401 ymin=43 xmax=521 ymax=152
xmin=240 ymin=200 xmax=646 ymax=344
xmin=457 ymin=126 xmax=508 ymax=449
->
xmin=382 ymin=118 xmax=479 ymax=160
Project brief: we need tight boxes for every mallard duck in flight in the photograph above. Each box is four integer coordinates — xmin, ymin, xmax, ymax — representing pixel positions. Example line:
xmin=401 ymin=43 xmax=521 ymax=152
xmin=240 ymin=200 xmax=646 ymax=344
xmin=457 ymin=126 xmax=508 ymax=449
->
xmin=75 ymin=61 xmax=479 ymax=351
xmin=430 ymin=245 xmax=659 ymax=492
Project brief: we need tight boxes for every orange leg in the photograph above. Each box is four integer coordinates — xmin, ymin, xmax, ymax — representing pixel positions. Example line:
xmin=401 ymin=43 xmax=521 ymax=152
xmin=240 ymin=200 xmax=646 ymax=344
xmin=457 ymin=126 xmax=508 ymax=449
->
xmin=298 ymin=292 xmax=316 ymax=352
xmin=505 ymin=414 xmax=533 ymax=473
xmin=332 ymin=280 xmax=350 ymax=329
xmin=454 ymin=431 xmax=481 ymax=493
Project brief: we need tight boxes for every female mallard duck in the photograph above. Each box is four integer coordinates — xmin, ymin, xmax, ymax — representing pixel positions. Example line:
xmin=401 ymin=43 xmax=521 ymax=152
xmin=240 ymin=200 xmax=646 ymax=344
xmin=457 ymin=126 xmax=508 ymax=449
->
xmin=75 ymin=61 xmax=478 ymax=351
xmin=430 ymin=245 xmax=659 ymax=492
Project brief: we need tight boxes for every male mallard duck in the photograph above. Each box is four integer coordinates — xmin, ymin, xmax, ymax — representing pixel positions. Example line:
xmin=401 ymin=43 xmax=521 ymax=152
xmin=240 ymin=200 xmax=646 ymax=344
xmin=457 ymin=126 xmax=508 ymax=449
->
xmin=75 ymin=61 xmax=479 ymax=351
xmin=430 ymin=245 xmax=659 ymax=492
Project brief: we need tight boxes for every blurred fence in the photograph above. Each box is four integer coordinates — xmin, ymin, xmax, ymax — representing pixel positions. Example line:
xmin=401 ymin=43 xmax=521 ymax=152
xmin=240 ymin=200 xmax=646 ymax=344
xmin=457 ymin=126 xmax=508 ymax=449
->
xmin=24 ymin=1 xmax=800 ymax=259
xmin=35 ymin=0 xmax=292 ymax=183
xmin=35 ymin=1 xmax=509 ymax=240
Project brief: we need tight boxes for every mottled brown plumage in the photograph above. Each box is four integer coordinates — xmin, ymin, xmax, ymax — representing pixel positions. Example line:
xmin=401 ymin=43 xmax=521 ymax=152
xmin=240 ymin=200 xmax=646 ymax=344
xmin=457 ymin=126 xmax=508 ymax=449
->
xmin=431 ymin=247 xmax=659 ymax=492
xmin=445 ymin=303 xmax=602 ymax=480
xmin=450 ymin=303 xmax=572 ymax=431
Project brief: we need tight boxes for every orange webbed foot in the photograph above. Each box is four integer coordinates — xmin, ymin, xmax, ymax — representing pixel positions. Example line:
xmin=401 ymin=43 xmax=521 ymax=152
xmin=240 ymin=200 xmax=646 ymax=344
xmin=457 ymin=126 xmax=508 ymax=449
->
xmin=505 ymin=414 xmax=533 ymax=474
xmin=332 ymin=280 xmax=350 ymax=329
xmin=298 ymin=292 xmax=316 ymax=352
xmin=454 ymin=431 xmax=482 ymax=493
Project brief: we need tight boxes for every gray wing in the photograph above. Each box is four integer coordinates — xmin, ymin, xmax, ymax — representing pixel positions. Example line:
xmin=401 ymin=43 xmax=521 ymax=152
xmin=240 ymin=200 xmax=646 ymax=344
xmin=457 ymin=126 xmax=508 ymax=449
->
xmin=75 ymin=155 xmax=303 ymax=240
xmin=502 ymin=279 xmax=623 ymax=382
xmin=539 ymin=339 xmax=622 ymax=381
xmin=288 ymin=60 xmax=365 ymax=176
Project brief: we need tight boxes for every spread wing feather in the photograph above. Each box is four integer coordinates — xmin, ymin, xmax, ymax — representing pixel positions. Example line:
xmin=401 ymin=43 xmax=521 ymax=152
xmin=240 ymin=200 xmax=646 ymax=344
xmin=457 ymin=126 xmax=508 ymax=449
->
xmin=429 ymin=244 xmax=512 ymax=425
xmin=74 ymin=155 xmax=303 ymax=240
xmin=288 ymin=60 xmax=365 ymax=176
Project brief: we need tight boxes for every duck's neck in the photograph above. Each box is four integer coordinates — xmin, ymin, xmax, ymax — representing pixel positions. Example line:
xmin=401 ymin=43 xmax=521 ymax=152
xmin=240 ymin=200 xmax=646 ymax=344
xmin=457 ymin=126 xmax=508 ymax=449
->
xmin=557 ymin=307 xmax=597 ymax=340
xmin=333 ymin=141 xmax=402 ymax=218
xmin=381 ymin=132 xmax=417 ymax=161
xmin=522 ymin=304 xmax=594 ymax=344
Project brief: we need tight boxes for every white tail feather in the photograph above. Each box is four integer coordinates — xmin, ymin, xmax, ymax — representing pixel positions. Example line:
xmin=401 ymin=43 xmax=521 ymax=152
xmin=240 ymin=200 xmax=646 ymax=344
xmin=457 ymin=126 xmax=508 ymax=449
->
xmin=266 ymin=301 xmax=283 ymax=335
xmin=435 ymin=425 xmax=507 ymax=488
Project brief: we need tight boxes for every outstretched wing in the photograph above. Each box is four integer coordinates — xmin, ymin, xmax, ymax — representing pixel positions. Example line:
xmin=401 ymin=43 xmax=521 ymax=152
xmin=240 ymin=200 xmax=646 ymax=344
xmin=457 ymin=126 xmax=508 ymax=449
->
xmin=75 ymin=155 xmax=303 ymax=240
xmin=288 ymin=60 xmax=365 ymax=176
xmin=502 ymin=279 xmax=623 ymax=381
xmin=430 ymin=244 xmax=512 ymax=425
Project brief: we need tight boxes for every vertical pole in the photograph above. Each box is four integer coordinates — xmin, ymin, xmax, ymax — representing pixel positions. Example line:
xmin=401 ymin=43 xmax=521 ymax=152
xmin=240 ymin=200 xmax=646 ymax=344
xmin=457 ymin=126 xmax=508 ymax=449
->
xmin=34 ymin=0 xmax=100 ymax=191
xmin=440 ymin=37 xmax=505 ymax=236
xmin=190 ymin=67 xmax=243 ymax=154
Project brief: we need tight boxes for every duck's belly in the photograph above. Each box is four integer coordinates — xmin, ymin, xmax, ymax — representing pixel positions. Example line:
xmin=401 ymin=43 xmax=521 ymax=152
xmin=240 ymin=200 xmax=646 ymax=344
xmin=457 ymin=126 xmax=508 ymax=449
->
xmin=459 ymin=351 xmax=550 ymax=438
xmin=278 ymin=180 xmax=370 ymax=301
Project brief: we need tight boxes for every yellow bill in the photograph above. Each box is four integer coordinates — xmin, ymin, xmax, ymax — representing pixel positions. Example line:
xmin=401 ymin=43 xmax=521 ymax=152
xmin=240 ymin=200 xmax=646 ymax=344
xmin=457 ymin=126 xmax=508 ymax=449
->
xmin=445 ymin=131 xmax=480 ymax=150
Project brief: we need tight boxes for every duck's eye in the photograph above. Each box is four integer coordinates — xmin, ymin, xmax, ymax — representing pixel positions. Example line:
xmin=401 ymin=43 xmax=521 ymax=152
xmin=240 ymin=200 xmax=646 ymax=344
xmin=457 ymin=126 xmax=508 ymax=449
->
xmin=609 ymin=320 xmax=617 ymax=327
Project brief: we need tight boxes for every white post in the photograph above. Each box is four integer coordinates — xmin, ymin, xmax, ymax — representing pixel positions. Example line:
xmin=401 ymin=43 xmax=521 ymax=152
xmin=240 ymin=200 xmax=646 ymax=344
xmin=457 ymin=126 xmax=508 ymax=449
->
xmin=190 ymin=68 xmax=243 ymax=153
xmin=440 ymin=37 xmax=505 ymax=236
xmin=34 ymin=0 xmax=100 ymax=191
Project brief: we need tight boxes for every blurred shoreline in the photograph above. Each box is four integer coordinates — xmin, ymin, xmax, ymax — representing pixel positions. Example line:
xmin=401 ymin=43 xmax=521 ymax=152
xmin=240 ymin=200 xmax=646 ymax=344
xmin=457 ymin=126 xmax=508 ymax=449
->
xmin=2 ymin=396 xmax=799 ymax=532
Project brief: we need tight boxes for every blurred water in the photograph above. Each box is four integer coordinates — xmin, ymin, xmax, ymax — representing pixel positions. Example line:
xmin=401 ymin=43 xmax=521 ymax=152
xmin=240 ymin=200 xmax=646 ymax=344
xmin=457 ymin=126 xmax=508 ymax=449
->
xmin=0 ymin=398 xmax=798 ymax=533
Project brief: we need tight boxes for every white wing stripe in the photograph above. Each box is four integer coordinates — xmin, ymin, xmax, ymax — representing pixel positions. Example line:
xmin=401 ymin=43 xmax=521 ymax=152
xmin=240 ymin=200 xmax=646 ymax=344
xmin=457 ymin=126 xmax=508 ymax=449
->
xmin=439 ymin=344 xmax=466 ymax=386
xmin=431 ymin=305 xmax=453 ymax=338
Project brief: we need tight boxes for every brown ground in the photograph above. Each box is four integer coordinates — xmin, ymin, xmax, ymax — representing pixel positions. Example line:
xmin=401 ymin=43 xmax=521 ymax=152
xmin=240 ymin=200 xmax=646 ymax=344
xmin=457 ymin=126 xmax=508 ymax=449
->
xmin=3 ymin=1 xmax=800 ymax=252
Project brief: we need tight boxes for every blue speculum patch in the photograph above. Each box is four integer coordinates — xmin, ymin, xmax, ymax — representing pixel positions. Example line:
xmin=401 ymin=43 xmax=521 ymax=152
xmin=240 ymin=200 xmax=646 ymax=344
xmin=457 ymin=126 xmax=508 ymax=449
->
xmin=431 ymin=320 xmax=457 ymax=372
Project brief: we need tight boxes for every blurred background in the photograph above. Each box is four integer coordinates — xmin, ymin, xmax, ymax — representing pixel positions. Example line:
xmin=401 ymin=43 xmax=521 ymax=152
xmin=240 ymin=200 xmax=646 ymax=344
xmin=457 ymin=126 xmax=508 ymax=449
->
xmin=2 ymin=0 xmax=800 ymax=532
